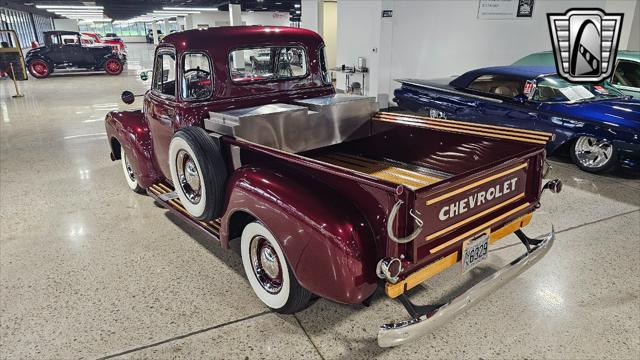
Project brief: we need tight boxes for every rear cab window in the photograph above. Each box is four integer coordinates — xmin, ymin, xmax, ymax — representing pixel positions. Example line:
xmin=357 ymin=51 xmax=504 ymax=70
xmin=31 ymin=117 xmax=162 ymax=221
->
xmin=229 ymin=46 xmax=308 ymax=83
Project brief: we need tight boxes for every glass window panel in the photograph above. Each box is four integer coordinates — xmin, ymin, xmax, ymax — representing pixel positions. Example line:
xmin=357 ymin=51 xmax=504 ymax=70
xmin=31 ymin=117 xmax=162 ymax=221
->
xmin=181 ymin=53 xmax=213 ymax=99
xmin=229 ymin=46 xmax=308 ymax=83
xmin=153 ymin=51 xmax=176 ymax=97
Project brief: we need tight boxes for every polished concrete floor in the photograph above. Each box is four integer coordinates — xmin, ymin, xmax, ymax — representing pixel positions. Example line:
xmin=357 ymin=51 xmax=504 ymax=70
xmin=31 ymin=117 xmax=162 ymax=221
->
xmin=1 ymin=43 xmax=639 ymax=359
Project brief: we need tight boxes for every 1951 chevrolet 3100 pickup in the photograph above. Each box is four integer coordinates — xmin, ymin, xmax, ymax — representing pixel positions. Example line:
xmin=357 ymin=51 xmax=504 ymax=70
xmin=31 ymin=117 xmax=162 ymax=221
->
xmin=105 ymin=26 xmax=561 ymax=347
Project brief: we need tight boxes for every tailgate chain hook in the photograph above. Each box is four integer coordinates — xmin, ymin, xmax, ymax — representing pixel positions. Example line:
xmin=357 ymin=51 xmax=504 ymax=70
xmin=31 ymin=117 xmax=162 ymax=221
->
xmin=387 ymin=200 xmax=424 ymax=244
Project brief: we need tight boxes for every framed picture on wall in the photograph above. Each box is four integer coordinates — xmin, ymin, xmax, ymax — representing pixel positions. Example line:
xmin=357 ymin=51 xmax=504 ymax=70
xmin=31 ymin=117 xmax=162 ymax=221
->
xmin=516 ymin=0 xmax=534 ymax=18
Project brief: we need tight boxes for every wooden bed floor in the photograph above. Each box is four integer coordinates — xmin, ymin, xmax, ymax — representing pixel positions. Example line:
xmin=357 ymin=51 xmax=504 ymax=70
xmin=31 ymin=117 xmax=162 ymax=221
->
xmin=315 ymin=153 xmax=442 ymax=189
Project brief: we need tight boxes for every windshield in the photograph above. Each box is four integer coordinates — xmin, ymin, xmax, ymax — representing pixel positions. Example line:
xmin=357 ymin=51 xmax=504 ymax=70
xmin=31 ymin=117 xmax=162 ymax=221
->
xmin=532 ymin=75 xmax=624 ymax=103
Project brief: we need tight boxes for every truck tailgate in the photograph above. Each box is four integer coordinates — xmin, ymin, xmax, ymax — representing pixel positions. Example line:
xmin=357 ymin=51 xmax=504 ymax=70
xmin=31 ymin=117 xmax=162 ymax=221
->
xmin=409 ymin=153 xmax=542 ymax=263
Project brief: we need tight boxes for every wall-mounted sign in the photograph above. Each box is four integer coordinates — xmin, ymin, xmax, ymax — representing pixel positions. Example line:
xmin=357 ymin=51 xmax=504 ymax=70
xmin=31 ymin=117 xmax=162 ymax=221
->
xmin=478 ymin=0 xmax=534 ymax=20
xmin=382 ymin=10 xmax=393 ymax=18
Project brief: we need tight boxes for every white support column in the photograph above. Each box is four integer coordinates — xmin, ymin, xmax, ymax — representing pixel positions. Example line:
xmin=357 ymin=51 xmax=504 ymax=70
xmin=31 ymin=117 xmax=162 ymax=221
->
xmin=151 ymin=18 xmax=159 ymax=44
xmin=163 ymin=19 xmax=169 ymax=34
xmin=229 ymin=4 xmax=242 ymax=26
xmin=230 ymin=3 xmax=244 ymax=69
xmin=301 ymin=0 xmax=323 ymax=34
xmin=185 ymin=14 xmax=194 ymax=30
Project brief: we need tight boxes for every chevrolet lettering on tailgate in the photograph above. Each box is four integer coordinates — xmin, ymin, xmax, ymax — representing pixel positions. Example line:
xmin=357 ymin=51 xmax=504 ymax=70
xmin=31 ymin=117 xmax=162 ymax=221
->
xmin=438 ymin=177 xmax=519 ymax=221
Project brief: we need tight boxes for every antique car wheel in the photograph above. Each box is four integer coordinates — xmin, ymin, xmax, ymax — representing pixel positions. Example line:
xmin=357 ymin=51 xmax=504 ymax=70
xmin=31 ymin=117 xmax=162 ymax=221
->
xmin=168 ymin=127 xmax=227 ymax=220
xmin=570 ymin=136 xmax=618 ymax=173
xmin=241 ymin=221 xmax=312 ymax=314
xmin=104 ymin=58 xmax=123 ymax=75
xmin=27 ymin=59 xmax=50 ymax=79
xmin=121 ymin=151 xmax=145 ymax=194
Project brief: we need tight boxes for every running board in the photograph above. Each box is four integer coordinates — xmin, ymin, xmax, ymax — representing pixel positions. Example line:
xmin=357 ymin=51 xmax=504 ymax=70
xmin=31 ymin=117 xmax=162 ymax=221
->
xmin=147 ymin=183 xmax=221 ymax=239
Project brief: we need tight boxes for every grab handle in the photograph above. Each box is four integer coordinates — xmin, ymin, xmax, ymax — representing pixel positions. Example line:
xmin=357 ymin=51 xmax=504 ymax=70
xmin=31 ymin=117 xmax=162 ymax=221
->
xmin=387 ymin=200 xmax=424 ymax=244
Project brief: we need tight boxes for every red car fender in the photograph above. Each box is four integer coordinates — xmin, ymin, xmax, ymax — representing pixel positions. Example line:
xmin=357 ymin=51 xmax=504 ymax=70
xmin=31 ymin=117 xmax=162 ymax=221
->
xmin=105 ymin=110 xmax=159 ymax=188
xmin=220 ymin=166 xmax=378 ymax=304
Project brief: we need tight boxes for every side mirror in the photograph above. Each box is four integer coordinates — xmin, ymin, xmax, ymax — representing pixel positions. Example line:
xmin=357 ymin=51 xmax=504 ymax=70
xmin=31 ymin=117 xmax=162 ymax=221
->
xmin=512 ymin=94 xmax=528 ymax=103
xmin=121 ymin=90 xmax=136 ymax=104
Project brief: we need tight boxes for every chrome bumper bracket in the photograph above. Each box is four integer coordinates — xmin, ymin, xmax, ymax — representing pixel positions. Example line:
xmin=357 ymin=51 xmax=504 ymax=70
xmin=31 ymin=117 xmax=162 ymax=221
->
xmin=377 ymin=226 xmax=555 ymax=348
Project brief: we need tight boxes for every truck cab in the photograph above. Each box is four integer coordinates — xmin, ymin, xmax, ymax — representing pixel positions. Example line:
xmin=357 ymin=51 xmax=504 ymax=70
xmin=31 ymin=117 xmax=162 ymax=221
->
xmin=106 ymin=26 xmax=560 ymax=348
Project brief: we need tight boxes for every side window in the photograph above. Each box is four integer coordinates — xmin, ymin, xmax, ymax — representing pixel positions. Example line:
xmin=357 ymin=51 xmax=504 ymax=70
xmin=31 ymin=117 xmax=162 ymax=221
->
xmin=181 ymin=53 xmax=213 ymax=100
xmin=467 ymin=74 xmax=525 ymax=98
xmin=153 ymin=51 xmax=176 ymax=97
xmin=229 ymin=46 xmax=308 ymax=83
xmin=612 ymin=60 xmax=640 ymax=88
xmin=61 ymin=35 xmax=79 ymax=45
xmin=49 ymin=34 xmax=59 ymax=45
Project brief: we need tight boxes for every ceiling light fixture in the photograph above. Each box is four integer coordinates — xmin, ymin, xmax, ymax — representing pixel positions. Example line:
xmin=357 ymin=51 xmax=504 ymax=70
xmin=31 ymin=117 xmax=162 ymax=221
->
xmin=153 ymin=10 xmax=201 ymax=14
xmin=163 ymin=7 xmax=219 ymax=12
xmin=36 ymin=5 xmax=103 ymax=10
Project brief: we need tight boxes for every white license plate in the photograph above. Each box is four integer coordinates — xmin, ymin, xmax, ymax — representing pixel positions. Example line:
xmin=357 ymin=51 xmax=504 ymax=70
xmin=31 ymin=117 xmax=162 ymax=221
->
xmin=462 ymin=233 xmax=489 ymax=272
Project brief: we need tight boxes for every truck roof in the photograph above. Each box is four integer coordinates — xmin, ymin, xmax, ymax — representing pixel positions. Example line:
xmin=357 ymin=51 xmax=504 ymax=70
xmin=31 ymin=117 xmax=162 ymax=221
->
xmin=160 ymin=25 xmax=324 ymax=53
xmin=44 ymin=30 xmax=80 ymax=36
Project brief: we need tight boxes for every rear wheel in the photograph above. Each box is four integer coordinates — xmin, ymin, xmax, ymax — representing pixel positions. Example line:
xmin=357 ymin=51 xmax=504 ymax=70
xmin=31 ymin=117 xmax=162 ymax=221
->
xmin=27 ymin=59 xmax=50 ymax=79
xmin=241 ymin=222 xmax=312 ymax=314
xmin=570 ymin=136 xmax=618 ymax=173
xmin=104 ymin=58 xmax=123 ymax=75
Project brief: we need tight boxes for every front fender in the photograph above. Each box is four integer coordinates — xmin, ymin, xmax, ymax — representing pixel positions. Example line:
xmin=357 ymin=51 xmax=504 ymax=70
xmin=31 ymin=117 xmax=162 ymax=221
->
xmin=221 ymin=166 xmax=378 ymax=304
xmin=24 ymin=52 xmax=53 ymax=68
xmin=105 ymin=110 xmax=159 ymax=187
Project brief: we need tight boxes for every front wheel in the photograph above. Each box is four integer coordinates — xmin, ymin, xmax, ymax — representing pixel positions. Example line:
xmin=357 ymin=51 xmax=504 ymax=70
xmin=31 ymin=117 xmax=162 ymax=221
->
xmin=570 ymin=136 xmax=618 ymax=173
xmin=121 ymin=151 xmax=145 ymax=194
xmin=241 ymin=222 xmax=312 ymax=314
xmin=104 ymin=58 xmax=123 ymax=75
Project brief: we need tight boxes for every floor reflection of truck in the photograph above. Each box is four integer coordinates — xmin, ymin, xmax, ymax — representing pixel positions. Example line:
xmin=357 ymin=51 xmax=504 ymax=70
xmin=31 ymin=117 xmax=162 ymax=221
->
xmin=106 ymin=26 xmax=561 ymax=347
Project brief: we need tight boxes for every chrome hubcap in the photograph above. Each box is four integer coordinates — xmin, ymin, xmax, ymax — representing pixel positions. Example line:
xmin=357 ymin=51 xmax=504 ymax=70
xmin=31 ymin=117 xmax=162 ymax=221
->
xmin=124 ymin=153 xmax=135 ymax=181
xmin=574 ymin=136 xmax=613 ymax=168
xmin=249 ymin=235 xmax=282 ymax=294
xmin=176 ymin=150 xmax=201 ymax=204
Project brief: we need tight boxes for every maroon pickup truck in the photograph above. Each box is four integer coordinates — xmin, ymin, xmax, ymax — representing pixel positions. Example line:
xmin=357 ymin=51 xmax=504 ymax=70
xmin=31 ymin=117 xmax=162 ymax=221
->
xmin=105 ymin=26 xmax=561 ymax=347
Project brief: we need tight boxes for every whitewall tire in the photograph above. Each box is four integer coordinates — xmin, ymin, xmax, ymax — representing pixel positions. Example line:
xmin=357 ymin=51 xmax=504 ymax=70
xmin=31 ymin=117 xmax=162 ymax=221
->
xmin=168 ymin=127 xmax=227 ymax=220
xmin=121 ymin=151 xmax=145 ymax=194
xmin=241 ymin=221 xmax=312 ymax=314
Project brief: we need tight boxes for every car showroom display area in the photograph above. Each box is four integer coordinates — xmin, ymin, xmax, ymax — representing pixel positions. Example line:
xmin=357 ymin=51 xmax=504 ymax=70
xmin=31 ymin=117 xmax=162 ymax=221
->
xmin=1 ymin=0 xmax=639 ymax=358
xmin=1 ymin=39 xmax=638 ymax=359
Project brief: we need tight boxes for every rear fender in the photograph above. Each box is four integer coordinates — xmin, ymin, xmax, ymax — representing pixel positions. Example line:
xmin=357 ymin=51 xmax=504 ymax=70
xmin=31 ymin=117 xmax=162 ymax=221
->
xmin=97 ymin=53 xmax=120 ymax=69
xmin=221 ymin=166 xmax=378 ymax=305
xmin=105 ymin=110 xmax=159 ymax=188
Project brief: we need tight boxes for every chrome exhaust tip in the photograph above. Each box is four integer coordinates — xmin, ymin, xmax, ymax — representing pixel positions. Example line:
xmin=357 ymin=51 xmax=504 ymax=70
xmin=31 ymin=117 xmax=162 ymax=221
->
xmin=376 ymin=257 xmax=403 ymax=284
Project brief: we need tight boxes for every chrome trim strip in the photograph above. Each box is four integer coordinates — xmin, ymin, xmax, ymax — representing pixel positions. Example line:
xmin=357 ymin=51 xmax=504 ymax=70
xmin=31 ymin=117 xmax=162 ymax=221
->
xmin=397 ymin=79 xmax=504 ymax=104
xmin=377 ymin=226 xmax=555 ymax=348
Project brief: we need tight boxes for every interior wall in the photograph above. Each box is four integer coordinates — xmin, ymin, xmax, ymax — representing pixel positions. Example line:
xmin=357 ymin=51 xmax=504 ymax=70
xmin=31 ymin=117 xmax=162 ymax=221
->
xmin=243 ymin=11 xmax=290 ymax=26
xmin=628 ymin=0 xmax=640 ymax=50
xmin=336 ymin=0 xmax=382 ymax=94
xmin=189 ymin=11 xmax=289 ymax=29
xmin=53 ymin=19 xmax=79 ymax=31
xmin=323 ymin=1 xmax=338 ymax=70
xmin=336 ymin=0 xmax=640 ymax=105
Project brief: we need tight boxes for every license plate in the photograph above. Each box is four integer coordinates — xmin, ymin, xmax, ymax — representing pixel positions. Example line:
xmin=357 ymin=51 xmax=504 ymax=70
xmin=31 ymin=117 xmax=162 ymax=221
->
xmin=462 ymin=233 xmax=489 ymax=272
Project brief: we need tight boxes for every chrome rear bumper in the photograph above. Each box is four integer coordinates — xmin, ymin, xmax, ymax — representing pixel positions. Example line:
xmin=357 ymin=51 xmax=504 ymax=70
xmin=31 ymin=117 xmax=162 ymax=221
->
xmin=377 ymin=226 xmax=555 ymax=348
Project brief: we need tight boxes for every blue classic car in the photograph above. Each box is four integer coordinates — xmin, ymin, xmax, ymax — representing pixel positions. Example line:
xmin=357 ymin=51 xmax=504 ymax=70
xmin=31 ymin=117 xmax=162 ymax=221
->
xmin=394 ymin=66 xmax=640 ymax=173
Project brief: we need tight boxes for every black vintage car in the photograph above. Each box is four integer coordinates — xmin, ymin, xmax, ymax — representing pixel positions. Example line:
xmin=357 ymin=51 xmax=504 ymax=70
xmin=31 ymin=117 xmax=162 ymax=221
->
xmin=24 ymin=30 xmax=125 ymax=78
